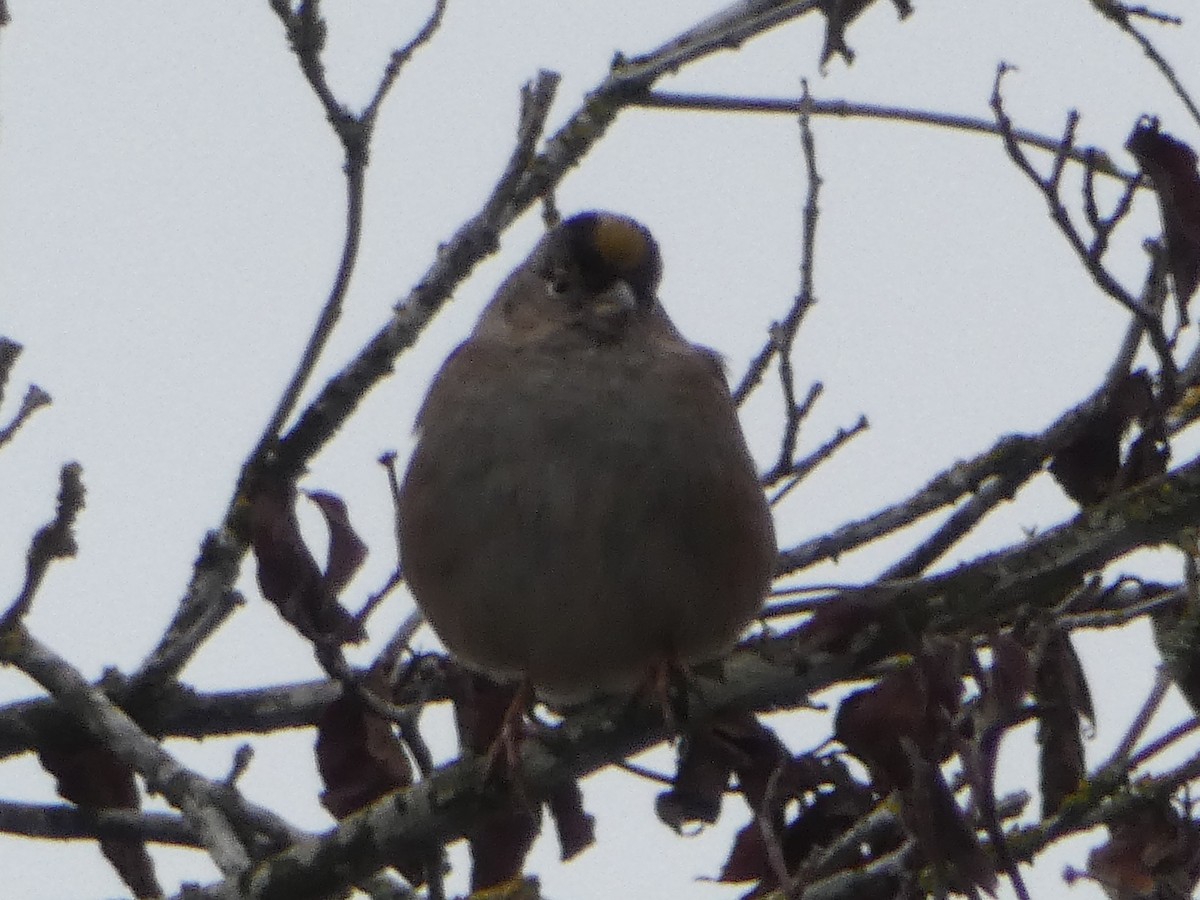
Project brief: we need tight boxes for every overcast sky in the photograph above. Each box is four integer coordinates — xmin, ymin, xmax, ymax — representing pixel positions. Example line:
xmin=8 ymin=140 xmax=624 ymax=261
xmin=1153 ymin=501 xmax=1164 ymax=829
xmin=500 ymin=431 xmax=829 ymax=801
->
xmin=1 ymin=2 xmax=1198 ymax=898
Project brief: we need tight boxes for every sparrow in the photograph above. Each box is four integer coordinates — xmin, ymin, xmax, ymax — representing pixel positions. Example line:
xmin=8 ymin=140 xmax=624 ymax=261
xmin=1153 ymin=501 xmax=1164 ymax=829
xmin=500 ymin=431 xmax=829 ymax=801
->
xmin=398 ymin=211 xmax=777 ymax=706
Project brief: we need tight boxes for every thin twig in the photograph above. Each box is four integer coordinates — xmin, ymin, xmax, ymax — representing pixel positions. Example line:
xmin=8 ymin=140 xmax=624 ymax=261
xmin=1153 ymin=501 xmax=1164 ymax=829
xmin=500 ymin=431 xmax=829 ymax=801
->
xmin=1091 ymin=1 xmax=1200 ymax=130
xmin=0 ymin=384 xmax=52 ymax=450
xmin=1 ymin=626 xmax=255 ymax=876
xmin=261 ymin=0 xmax=447 ymax=444
xmin=879 ymin=469 xmax=1031 ymax=581
xmin=614 ymin=759 xmax=674 ymax=785
xmin=766 ymin=381 xmax=822 ymax=484
xmin=130 ymin=3 xmax=455 ymax=693
xmin=354 ymin=451 xmax=411 ymax=629
xmin=990 ymin=65 xmax=1178 ymax=401
xmin=1103 ymin=666 xmax=1172 ymax=769
xmin=637 ymin=91 xmax=1142 ymax=183
xmin=1083 ymin=150 xmax=1141 ymax=263
xmin=738 ymin=81 xmax=823 ymax=424
xmin=768 ymin=415 xmax=869 ymax=507
xmin=1128 ymin=716 xmax=1200 ymax=770
xmin=260 ymin=0 xmax=452 ymax=445
xmin=362 ymin=0 xmax=449 ymax=124
xmin=755 ymin=761 xmax=799 ymax=898
xmin=0 ymin=336 xmax=21 ymax=407
xmin=0 ymin=463 xmax=84 ymax=631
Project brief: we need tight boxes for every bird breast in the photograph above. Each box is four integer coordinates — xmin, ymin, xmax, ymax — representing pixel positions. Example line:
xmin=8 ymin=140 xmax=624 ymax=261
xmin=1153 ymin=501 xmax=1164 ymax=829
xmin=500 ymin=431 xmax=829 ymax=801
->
xmin=399 ymin=338 xmax=775 ymax=703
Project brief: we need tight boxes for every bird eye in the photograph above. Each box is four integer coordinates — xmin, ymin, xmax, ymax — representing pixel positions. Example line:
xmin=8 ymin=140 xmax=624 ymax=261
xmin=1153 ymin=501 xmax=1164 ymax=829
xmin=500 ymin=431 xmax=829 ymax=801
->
xmin=548 ymin=273 xmax=571 ymax=295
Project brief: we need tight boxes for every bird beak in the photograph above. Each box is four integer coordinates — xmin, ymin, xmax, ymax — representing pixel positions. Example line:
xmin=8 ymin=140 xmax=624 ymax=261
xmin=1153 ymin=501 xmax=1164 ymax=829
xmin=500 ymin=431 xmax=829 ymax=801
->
xmin=591 ymin=280 xmax=639 ymax=320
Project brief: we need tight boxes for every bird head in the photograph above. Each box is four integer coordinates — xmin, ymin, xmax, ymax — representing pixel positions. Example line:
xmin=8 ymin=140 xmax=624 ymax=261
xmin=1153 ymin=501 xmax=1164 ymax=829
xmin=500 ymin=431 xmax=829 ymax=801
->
xmin=474 ymin=210 xmax=668 ymax=348
xmin=535 ymin=211 xmax=663 ymax=341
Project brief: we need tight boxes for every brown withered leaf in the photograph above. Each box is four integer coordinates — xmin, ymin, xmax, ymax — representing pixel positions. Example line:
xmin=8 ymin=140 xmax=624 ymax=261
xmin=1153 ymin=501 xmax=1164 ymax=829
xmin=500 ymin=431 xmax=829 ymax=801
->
xmin=656 ymin=731 xmax=731 ymax=830
xmin=449 ymin=668 xmax=526 ymax=758
xmin=657 ymin=710 xmax=789 ymax=832
xmin=969 ymin=636 xmax=1036 ymax=898
xmin=545 ymin=780 xmax=595 ymax=862
xmin=834 ymin=648 xmax=961 ymax=794
xmin=1050 ymin=370 xmax=1164 ymax=507
xmin=900 ymin=762 xmax=997 ymax=897
xmin=798 ymin=592 xmax=912 ymax=664
xmin=983 ymin=632 xmax=1034 ymax=718
xmin=1127 ymin=119 xmax=1200 ymax=316
xmin=315 ymin=685 xmax=412 ymax=818
xmin=836 ymin=643 xmax=995 ymax=895
xmin=1119 ymin=432 xmax=1169 ymax=489
xmin=1032 ymin=624 xmax=1092 ymax=817
xmin=1088 ymin=797 xmax=1200 ymax=900
xmin=1151 ymin=594 xmax=1200 ymax=715
xmin=315 ymin=674 xmax=427 ymax=886
xmin=37 ymin=726 xmax=161 ymax=899
xmin=247 ymin=473 xmax=365 ymax=644
xmin=447 ymin=669 xmax=543 ymax=893
xmin=717 ymin=755 xmax=878 ymax=897
xmin=304 ymin=490 xmax=368 ymax=598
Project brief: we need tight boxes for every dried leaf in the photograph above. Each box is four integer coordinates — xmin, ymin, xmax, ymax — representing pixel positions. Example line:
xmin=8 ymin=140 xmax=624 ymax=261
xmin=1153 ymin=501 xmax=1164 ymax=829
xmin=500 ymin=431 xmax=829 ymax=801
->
xmin=447 ymin=670 xmax=543 ymax=892
xmin=716 ymin=755 xmax=876 ymax=894
xmin=1050 ymin=371 xmax=1163 ymax=506
xmin=836 ymin=644 xmax=994 ymax=895
xmin=984 ymin=632 xmax=1034 ymax=717
xmin=655 ymin=735 xmax=730 ymax=831
xmin=834 ymin=660 xmax=957 ymax=794
xmin=657 ymin=711 xmax=789 ymax=833
xmin=1127 ymin=119 xmax=1200 ymax=315
xmin=898 ymin=761 xmax=997 ymax=896
xmin=1088 ymin=797 xmax=1200 ymax=900
xmin=315 ymin=676 xmax=426 ymax=885
xmin=799 ymin=593 xmax=909 ymax=663
xmin=37 ymin=727 xmax=160 ymax=899
xmin=304 ymin=490 xmax=368 ymax=598
xmin=545 ymin=781 xmax=595 ymax=861
xmin=247 ymin=473 xmax=365 ymax=644
xmin=315 ymin=689 xmax=412 ymax=818
xmin=467 ymin=801 xmax=541 ymax=894
xmin=1151 ymin=597 xmax=1200 ymax=715
xmin=1032 ymin=625 xmax=1092 ymax=817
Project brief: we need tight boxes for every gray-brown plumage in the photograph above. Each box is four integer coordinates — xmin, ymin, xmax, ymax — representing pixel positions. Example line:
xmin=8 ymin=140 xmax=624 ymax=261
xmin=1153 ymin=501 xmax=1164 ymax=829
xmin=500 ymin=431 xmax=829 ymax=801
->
xmin=398 ymin=211 xmax=777 ymax=706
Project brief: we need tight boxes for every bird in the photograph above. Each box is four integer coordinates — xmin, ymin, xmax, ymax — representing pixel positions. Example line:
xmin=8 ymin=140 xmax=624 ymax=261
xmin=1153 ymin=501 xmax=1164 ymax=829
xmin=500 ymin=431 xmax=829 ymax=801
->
xmin=397 ymin=211 xmax=777 ymax=707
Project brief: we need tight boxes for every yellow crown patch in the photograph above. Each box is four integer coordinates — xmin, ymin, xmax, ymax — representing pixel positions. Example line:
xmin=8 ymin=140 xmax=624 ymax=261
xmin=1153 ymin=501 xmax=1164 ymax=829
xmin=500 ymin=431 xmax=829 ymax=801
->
xmin=591 ymin=214 xmax=650 ymax=274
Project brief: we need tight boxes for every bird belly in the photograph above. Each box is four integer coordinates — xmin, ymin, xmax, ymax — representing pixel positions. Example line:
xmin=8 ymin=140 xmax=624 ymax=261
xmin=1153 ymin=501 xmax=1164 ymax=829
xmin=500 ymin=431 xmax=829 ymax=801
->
xmin=400 ymin=352 xmax=769 ymax=702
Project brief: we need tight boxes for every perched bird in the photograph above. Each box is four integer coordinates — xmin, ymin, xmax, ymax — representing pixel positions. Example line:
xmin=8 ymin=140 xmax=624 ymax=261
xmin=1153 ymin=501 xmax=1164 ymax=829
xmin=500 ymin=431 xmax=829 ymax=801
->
xmin=398 ymin=211 xmax=777 ymax=707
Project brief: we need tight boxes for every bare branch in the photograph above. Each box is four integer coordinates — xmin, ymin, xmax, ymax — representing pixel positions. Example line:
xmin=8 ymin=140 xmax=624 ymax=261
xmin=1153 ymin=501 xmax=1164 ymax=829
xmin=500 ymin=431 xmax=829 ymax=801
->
xmin=990 ymin=64 xmax=1178 ymax=400
xmin=1090 ymin=0 xmax=1200 ymax=130
xmin=1 ymin=463 xmax=84 ymax=631
xmin=878 ymin=468 xmax=1033 ymax=582
xmin=362 ymin=0 xmax=449 ymax=124
xmin=0 ymin=626 xmax=256 ymax=876
xmin=638 ymin=90 xmax=1143 ymax=184
xmin=0 ymin=384 xmax=52 ymax=450
xmin=768 ymin=415 xmax=869 ymax=507
xmin=0 ymin=336 xmax=22 ymax=407
xmin=0 ymin=338 xmax=52 ymax=450
xmin=0 ymin=800 xmax=199 ymax=847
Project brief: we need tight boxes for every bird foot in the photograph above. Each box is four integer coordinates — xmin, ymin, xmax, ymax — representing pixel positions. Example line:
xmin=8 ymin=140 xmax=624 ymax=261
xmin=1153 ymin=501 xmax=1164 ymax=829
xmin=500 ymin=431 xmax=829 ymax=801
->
xmin=639 ymin=657 xmax=694 ymax=733
xmin=482 ymin=679 xmax=533 ymax=779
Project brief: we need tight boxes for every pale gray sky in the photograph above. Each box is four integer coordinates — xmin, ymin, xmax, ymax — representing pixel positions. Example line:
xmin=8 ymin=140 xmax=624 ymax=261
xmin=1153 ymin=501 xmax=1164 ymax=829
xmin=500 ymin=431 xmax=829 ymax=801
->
xmin=1 ymin=2 xmax=1197 ymax=897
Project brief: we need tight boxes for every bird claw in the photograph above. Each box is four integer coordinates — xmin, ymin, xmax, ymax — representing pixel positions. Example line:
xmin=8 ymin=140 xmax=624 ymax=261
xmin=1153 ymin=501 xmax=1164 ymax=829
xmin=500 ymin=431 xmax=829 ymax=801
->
xmin=482 ymin=679 xmax=533 ymax=781
xmin=640 ymin=657 xmax=695 ymax=734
